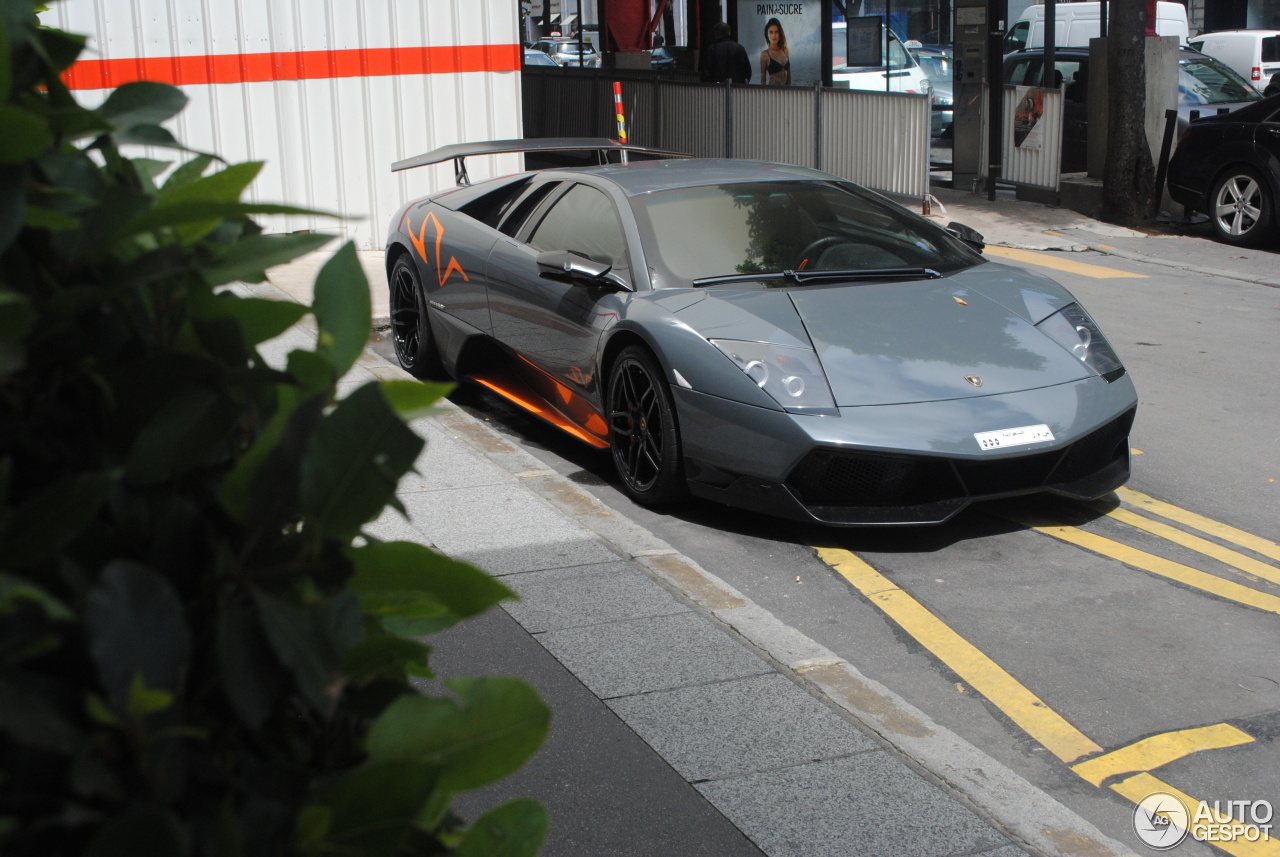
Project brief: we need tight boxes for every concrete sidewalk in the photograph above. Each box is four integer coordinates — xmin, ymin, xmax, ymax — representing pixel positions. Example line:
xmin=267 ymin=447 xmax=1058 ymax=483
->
xmin=246 ymin=185 xmax=1173 ymax=855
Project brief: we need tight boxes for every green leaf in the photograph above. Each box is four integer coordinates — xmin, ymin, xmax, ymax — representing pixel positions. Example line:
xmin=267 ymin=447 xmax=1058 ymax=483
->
xmin=197 ymin=232 xmax=334 ymax=287
xmin=85 ymin=693 xmax=121 ymax=727
xmin=119 ymin=200 xmax=328 ymax=241
xmin=0 ymin=164 xmax=25 ymax=252
xmin=216 ymin=593 xmax=285 ymax=729
xmin=349 ymin=541 xmax=514 ymax=630
xmin=379 ymin=379 xmax=453 ymax=420
xmin=0 ymin=14 xmax=12 ymax=100
xmin=159 ymin=154 xmax=213 ymax=195
xmin=312 ymin=242 xmax=371 ymax=377
xmin=161 ymin=160 xmax=262 ymax=205
xmin=312 ymin=761 xmax=441 ymax=857
xmin=0 ymin=677 xmax=86 ymax=754
xmin=217 ymin=385 xmax=310 ymax=524
xmin=0 ymin=471 xmax=112 ymax=567
xmin=23 ymin=205 xmax=80 ymax=231
xmin=85 ymin=806 xmax=184 ymax=857
xmin=294 ymin=804 xmax=332 ymax=849
xmin=366 ymin=678 xmax=549 ymax=792
xmin=85 ymin=562 xmax=191 ymax=714
xmin=190 ymin=292 xmax=309 ymax=347
xmin=301 ymin=383 xmax=425 ymax=538
xmin=286 ymin=348 xmax=337 ymax=394
xmin=123 ymin=386 xmax=241 ymax=486
xmin=251 ymin=589 xmax=362 ymax=716
xmin=126 ymin=673 xmax=174 ymax=720
xmin=342 ymin=635 xmax=432 ymax=682
xmin=456 ymin=799 xmax=548 ymax=857
xmin=96 ymin=81 xmax=187 ymax=130
xmin=0 ymin=573 xmax=73 ymax=619
xmin=0 ymin=104 xmax=52 ymax=163
xmin=0 ymin=290 xmax=34 ymax=340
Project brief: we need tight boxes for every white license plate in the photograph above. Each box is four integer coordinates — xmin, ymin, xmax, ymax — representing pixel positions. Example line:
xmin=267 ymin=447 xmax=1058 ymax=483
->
xmin=974 ymin=424 xmax=1055 ymax=450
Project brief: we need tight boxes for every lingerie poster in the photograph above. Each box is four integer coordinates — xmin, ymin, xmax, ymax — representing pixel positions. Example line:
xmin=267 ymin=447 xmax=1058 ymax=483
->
xmin=737 ymin=1 xmax=823 ymax=86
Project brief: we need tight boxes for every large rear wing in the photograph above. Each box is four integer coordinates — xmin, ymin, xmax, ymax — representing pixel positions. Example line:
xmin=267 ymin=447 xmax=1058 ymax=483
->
xmin=391 ymin=137 xmax=690 ymax=186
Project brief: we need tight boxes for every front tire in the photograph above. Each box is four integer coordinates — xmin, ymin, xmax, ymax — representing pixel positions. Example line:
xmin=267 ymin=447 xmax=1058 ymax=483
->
xmin=1209 ymin=166 xmax=1277 ymax=247
xmin=388 ymin=254 xmax=445 ymax=379
xmin=607 ymin=346 xmax=686 ymax=506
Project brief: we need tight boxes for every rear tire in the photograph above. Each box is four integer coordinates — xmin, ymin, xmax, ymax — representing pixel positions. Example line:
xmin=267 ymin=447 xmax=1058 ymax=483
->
xmin=388 ymin=254 xmax=446 ymax=379
xmin=1209 ymin=166 xmax=1277 ymax=247
xmin=607 ymin=346 xmax=686 ymax=506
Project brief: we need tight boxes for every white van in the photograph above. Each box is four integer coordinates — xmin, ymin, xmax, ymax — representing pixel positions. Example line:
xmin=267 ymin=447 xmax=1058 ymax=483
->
xmin=1189 ymin=30 xmax=1280 ymax=86
xmin=1004 ymin=1 xmax=1190 ymax=54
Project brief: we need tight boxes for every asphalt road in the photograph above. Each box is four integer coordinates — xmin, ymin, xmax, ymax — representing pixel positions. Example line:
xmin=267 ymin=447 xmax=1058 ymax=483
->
xmin=370 ymin=243 xmax=1280 ymax=856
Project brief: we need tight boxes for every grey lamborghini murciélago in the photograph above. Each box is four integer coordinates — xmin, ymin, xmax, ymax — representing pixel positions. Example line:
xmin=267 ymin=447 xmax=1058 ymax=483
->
xmin=386 ymin=139 xmax=1136 ymax=526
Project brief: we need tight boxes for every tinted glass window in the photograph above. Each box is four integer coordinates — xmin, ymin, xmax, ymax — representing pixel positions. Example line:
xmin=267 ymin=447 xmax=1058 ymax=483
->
xmin=1180 ymin=55 xmax=1261 ymax=104
xmin=1264 ymin=36 xmax=1280 ymax=63
xmin=630 ymin=181 xmax=982 ymax=286
xmin=1005 ymin=22 xmax=1029 ymax=54
xmin=498 ymin=181 xmax=561 ymax=237
xmin=1006 ymin=58 xmax=1040 ymax=85
xmin=528 ymin=184 xmax=628 ymax=266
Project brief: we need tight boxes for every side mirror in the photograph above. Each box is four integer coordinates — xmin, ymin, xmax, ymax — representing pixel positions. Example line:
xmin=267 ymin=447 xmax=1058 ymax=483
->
xmin=945 ymin=221 xmax=986 ymax=253
xmin=536 ymin=250 xmax=627 ymax=288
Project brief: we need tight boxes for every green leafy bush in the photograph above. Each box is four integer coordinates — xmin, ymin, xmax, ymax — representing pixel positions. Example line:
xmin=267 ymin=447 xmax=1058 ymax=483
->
xmin=0 ymin=2 xmax=548 ymax=854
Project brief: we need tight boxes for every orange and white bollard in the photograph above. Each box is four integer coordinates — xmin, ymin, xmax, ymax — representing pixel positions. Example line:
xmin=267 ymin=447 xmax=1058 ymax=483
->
xmin=613 ymin=81 xmax=629 ymax=163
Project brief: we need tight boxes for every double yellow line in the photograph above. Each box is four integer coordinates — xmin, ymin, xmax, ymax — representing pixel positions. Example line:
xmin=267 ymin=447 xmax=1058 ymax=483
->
xmin=815 ymin=489 xmax=1280 ymax=856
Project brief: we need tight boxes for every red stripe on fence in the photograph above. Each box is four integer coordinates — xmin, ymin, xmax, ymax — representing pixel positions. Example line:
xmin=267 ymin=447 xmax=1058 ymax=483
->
xmin=62 ymin=44 xmax=522 ymax=90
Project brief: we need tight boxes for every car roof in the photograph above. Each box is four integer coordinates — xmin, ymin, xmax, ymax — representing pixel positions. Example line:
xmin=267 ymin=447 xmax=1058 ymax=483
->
xmin=527 ymin=158 xmax=841 ymax=197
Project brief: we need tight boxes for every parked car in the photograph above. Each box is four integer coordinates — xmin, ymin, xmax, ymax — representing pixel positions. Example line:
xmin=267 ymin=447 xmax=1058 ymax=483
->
xmin=523 ymin=48 xmax=559 ymax=68
xmin=832 ymin=22 xmax=932 ymax=96
xmin=908 ymin=43 xmax=954 ymax=138
xmin=386 ymin=138 xmax=1137 ymax=525
xmin=1167 ymin=94 xmax=1280 ymax=245
xmin=1003 ymin=46 xmax=1260 ymax=172
xmin=1189 ymin=30 xmax=1280 ymax=87
xmin=531 ymin=38 xmax=600 ymax=68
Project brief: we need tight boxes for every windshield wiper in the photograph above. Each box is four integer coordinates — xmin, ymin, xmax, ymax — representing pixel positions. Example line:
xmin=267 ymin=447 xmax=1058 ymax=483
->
xmin=692 ymin=267 xmax=941 ymax=287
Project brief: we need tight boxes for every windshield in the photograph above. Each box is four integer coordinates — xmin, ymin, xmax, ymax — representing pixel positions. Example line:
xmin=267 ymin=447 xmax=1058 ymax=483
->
xmin=630 ymin=181 xmax=982 ymax=287
xmin=1179 ymin=54 xmax=1260 ymax=104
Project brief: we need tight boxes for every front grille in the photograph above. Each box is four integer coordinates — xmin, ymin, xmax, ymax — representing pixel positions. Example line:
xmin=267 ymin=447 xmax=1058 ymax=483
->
xmin=784 ymin=408 xmax=1136 ymax=515
xmin=786 ymin=451 xmax=963 ymax=508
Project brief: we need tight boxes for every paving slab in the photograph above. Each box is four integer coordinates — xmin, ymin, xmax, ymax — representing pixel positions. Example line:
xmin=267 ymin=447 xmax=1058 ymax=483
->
xmin=608 ymin=673 xmax=880 ymax=781
xmin=698 ymin=753 xmax=1023 ymax=857
xmin=537 ymin=612 xmax=775 ymax=699
xmin=502 ymin=561 xmax=691 ymax=632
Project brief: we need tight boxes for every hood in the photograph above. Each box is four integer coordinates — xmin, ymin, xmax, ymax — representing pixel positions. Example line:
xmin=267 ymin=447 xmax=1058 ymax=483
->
xmin=789 ymin=277 xmax=1092 ymax=407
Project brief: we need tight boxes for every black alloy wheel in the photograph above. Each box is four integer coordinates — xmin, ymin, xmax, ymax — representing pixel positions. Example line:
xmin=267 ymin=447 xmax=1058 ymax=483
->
xmin=388 ymin=254 xmax=445 ymax=379
xmin=607 ymin=345 xmax=686 ymax=505
xmin=1209 ymin=166 xmax=1277 ymax=247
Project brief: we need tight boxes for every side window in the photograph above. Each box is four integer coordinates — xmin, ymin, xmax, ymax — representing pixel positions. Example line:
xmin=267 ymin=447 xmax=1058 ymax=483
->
xmin=1004 ymin=22 xmax=1029 ymax=54
xmin=1005 ymin=58 xmax=1041 ymax=86
xmin=498 ymin=181 xmax=561 ymax=237
xmin=886 ymin=35 xmax=911 ymax=70
xmin=527 ymin=184 xmax=629 ymax=267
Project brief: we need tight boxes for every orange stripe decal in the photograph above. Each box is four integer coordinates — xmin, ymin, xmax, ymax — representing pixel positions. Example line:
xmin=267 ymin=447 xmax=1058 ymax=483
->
xmin=407 ymin=210 xmax=469 ymax=288
xmin=62 ymin=44 xmax=522 ymax=90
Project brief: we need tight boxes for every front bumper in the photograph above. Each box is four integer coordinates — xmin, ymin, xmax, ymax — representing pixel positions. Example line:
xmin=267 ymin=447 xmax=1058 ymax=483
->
xmin=674 ymin=375 xmax=1137 ymax=526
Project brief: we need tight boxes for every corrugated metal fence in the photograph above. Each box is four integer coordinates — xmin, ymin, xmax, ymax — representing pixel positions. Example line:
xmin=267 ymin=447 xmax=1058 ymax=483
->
xmin=1001 ymin=87 xmax=1064 ymax=191
xmin=523 ymin=69 xmax=931 ymax=198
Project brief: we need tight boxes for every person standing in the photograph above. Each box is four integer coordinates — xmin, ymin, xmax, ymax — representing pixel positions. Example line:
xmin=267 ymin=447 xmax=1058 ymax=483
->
xmin=758 ymin=18 xmax=791 ymax=86
xmin=700 ymin=21 xmax=751 ymax=84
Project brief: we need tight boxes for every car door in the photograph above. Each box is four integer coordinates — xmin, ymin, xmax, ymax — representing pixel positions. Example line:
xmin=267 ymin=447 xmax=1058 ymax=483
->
xmin=486 ymin=180 xmax=632 ymax=392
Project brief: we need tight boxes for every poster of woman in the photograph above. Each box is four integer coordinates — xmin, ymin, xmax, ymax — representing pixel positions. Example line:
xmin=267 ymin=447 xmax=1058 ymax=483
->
xmin=737 ymin=1 xmax=822 ymax=86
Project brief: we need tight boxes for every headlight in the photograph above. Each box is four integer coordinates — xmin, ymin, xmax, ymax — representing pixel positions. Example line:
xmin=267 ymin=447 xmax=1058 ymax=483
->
xmin=1036 ymin=303 xmax=1125 ymax=380
xmin=710 ymin=339 xmax=837 ymax=413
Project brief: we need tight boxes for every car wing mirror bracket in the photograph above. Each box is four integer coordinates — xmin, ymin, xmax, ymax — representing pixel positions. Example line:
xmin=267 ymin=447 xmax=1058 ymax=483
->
xmin=945 ymin=221 xmax=986 ymax=252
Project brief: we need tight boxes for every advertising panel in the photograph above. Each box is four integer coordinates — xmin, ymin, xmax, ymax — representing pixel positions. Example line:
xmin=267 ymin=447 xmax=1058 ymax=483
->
xmin=737 ymin=1 xmax=824 ymax=86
